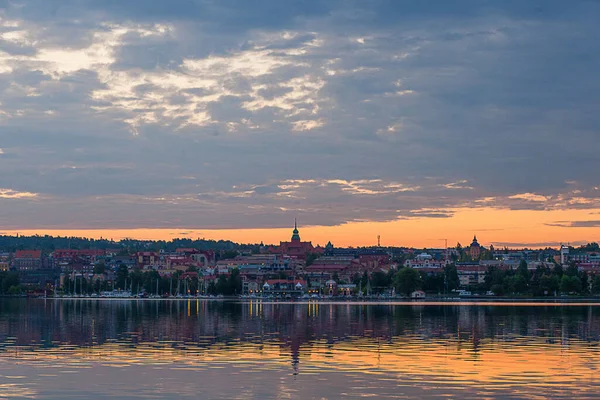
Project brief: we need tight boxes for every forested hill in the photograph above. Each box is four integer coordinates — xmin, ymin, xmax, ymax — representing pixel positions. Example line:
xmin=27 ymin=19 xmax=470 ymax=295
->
xmin=0 ymin=235 xmax=260 ymax=253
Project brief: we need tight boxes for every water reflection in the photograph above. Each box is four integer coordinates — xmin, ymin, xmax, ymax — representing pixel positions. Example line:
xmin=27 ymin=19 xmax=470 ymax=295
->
xmin=1 ymin=299 xmax=600 ymax=399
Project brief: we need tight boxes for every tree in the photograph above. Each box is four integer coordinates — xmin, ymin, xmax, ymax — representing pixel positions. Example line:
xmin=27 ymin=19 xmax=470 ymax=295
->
xmin=332 ymin=272 xmax=340 ymax=283
xmin=581 ymin=272 xmax=590 ymax=294
xmin=560 ymin=275 xmax=582 ymax=294
xmin=444 ymin=264 xmax=459 ymax=291
xmin=490 ymin=284 xmax=505 ymax=296
xmin=216 ymin=274 xmax=229 ymax=294
xmin=517 ymin=260 xmax=530 ymax=280
xmin=592 ymin=275 xmax=600 ymax=294
xmin=393 ymin=267 xmax=421 ymax=296
xmin=227 ymin=268 xmax=242 ymax=295
xmin=371 ymin=271 xmax=391 ymax=293
xmin=207 ymin=281 xmax=217 ymax=295
xmin=306 ymin=253 xmax=320 ymax=267
xmin=93 ymin=263 xmax=106 ymax=275
xmin=1 ymin=272 xmax=20 ymax=294
xmin=553 ymin=264 xmax=564 ymax=277
xmin=565 ymin=263 xmax=579 ymax=277
xmin=116 ymin=264 xmax=129 ymax=290
xmin=510 ymin=274 xmax=528 ymax=294
xmin=538 ymin=274 xmax=560 ymax=296
xmin=219 ymin=250 xmax=239 ymax=260
xmin=129 ymin=268 xmax=144 ymax=294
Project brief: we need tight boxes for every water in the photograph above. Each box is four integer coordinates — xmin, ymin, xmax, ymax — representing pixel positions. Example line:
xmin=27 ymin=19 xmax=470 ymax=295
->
xmin=2 ymin=299 xmax=600 ymax=399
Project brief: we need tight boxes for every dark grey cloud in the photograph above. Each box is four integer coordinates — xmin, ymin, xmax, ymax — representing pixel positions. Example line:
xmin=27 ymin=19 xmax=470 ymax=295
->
xmin=0 ymin=0 xmax=599 ymax=230
xmin=546 ymin=221 xmax=600 ymax=228
xmin=492 ymin=241 xmax=591 ymax=248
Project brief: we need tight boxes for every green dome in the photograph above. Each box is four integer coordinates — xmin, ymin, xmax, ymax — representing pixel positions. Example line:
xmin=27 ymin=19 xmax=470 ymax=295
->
xmin=291 ymin=219 xmax=301 ymax=241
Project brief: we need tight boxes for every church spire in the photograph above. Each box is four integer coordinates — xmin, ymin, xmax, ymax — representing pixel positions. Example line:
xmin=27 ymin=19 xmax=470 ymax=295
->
xmin=291 ymin=218 xmax=301 ymax=241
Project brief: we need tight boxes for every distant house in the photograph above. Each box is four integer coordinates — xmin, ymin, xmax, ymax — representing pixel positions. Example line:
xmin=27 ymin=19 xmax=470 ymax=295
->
xmin=13 ymin=250 xmax=43 ymax=271
xmin=262 ymin=279 xmax=307 ymax=296
xmin=0 ymin=261 xmax=9 ymax=271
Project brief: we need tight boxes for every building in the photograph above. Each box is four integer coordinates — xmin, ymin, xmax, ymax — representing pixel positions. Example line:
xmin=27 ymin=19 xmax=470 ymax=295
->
xmin=52 ymin=249 xmax=106 ymax=262
xmin=358 ymin=249 xmax=391 ymax=268
xmin=469 ymin=236 xmax=481 ymax=260
xmin=560 ymin=245 xmax=570 ymax=265
xmin=405 ymin=253 xmax=450 ymax=269
xmin=262 ymin=279 xmax=307 ymax=296
xmin=12 ymin=250 xmax=43 ymax=271
xmin=269 ymin=220 xmax=321 ymax=259
xmin=137 ymin=252 xmax=163 ymax=267
xmin=456 ymin=263 xmax=486 ymax=287
xmin=176 ymin=248 xmax=216 ymax=266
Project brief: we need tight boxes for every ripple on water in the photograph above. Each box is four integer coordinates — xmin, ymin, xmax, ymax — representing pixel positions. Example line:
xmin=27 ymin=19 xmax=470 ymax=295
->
xmin=2 ymin=300 xmax=600 ymax=398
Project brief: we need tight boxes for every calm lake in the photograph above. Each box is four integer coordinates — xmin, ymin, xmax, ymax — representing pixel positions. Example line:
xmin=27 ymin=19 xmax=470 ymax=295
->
xmin=1 ymin=299 xmax=600 ymax=399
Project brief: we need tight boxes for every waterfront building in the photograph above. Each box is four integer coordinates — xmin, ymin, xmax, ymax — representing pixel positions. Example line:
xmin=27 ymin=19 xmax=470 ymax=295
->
xmin=262 ymin=279 xmax=307 ymax=296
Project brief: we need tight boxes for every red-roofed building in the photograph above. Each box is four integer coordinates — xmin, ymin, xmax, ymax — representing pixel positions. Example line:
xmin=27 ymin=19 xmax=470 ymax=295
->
xmin=13 ymin=250 xmax=43 ymax=271
xmin=268 ymin=220 xmax=322 ymax=260
xmin=15 ymin=250 xmax=41 ymax=259
xmin=176 ymin=249 xmax=216 ymax=266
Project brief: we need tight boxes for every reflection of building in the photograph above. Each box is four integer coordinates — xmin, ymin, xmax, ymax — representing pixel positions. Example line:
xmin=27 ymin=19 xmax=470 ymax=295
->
xmin=269 ymin=220 xmax=321 ymax=259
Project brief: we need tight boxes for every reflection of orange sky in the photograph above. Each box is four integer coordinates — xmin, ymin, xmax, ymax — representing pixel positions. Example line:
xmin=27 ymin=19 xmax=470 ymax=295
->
xmin=2 ymin=207 xmax=599 ymax=248
xmin=2 ymin=335 xmax=596 ymax=396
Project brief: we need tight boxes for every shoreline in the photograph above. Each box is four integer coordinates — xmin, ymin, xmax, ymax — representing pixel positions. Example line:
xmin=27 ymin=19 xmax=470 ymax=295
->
xmin=4 ymin=295 xmax=600 ymax=304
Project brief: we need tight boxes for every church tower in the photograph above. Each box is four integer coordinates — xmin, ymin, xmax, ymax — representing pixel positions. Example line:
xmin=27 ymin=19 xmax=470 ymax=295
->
xmin=469 ymin=235 xmax=481 ymax=259
xmin=291 ymin=218 xmax=301 ymax=242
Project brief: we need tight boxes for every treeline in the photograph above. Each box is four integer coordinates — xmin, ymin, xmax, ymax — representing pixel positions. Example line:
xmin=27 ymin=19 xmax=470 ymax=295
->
xmin=62 ymin=267 xmax=243 ymax=296
xmin=0 ymin=271 xmax=21 ymax=295
xmin=0 ymin=235 xmax=258 ymax=253
xmin=347 ymin=261 xmax=600 ymax=297
xmin=481 ymin=262 xmax=597 ymax=296
xmin=341 ymin=265 xmax=461 ymax=296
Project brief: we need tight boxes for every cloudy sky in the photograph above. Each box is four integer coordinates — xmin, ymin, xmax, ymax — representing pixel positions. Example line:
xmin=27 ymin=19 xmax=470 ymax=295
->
xmin=1 ymin=0 xmax=599 ymax=247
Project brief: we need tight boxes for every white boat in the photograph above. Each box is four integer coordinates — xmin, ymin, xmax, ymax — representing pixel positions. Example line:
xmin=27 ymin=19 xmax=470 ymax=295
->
xmin=100 ymin=290 xmax=132 ymax=298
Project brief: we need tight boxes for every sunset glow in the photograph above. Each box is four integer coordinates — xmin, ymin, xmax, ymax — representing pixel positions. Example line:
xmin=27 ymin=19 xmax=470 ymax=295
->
xmin=3 ymin=207 xmax=598 ymax=248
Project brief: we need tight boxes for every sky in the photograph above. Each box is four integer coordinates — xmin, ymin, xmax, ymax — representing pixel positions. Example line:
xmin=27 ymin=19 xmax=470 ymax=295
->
xmin=0 ymin=0 xmax=599 ymax=248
